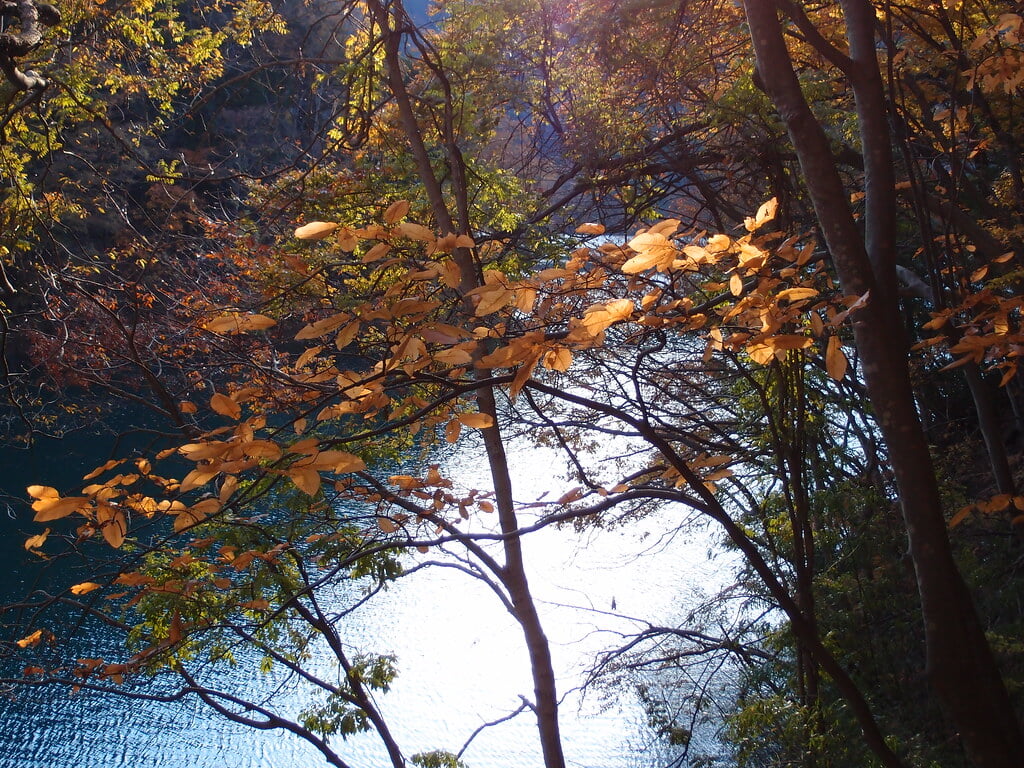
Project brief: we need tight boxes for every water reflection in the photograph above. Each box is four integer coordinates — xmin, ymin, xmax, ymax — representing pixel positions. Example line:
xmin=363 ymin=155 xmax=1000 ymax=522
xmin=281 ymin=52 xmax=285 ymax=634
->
xmin=1 ymin=434 xmax=720 ymax=767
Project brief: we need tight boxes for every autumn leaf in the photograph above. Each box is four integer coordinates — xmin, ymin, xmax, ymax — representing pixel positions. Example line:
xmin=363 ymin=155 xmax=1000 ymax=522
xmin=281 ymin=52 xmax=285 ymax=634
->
xmin=377 ymin=516 xmax=398 ymax=533
xmin=288 ymin=467 xmax=322 ymax=496
xmin=543 ymin=347 xmax=572 ymax=372
xmin=71 ymin=582 xmax=102 ymax=595
xmin=825 ymin=335 xmax=848 ymax=381
xmin=97 ymin=505 xmax=127 ymax=548
xmin=575 ymin=222 xmax=606 ymax=235
xmin=210 ymin=392 xmax=241 ymax=420
xmin=16 ymin=629 xmax=44 ymax=649
xmin=458 ymin=412 xmax=494 ymax=429
xmin=474 ymin=286 xmax=514 ymax=316
xmin=397 ymin=221 xmax=436 ymax=241
xmin=179 ymin=465 xmax=221 ymax=493
xmin=745 ymin=197 xmax=779 ymax=232
xmin=294 ymin=221 xmax=339 ymax=240
xmin=383 ymin=200 xmax=410 ymax=224
xmin=362 ymin=242 xmax=391 ymax=263
xmin=32 ymin=495 xmax=90 ymax=522
xmin=204 ymin=313 xmax=276 ymax=334
xmin=24 ymin=528 xmax=50 ymax=550
xmin=295 ymin=313 xmax=350 ymax=340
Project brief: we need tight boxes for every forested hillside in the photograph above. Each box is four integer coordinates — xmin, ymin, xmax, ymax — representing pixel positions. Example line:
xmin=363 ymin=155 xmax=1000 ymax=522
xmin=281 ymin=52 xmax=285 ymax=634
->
xmin=2 ymin=1 xmax=1023 ymax=766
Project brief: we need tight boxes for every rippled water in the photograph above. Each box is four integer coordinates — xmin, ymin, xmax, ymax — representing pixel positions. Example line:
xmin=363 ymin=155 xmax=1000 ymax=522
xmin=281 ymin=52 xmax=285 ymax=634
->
xmin=1 ymin=431 xmax=726 ymax=768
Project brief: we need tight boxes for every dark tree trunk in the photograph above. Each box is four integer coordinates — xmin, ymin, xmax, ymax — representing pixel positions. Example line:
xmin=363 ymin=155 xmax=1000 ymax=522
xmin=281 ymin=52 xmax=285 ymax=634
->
xmin=742 ymin=2 xmax=1024 ymax=766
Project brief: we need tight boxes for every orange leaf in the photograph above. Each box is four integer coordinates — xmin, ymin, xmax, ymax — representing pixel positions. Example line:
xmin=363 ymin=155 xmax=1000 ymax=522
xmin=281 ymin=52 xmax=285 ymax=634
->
xmin=204 ymin=313 xmax=276 ymax=335
xmin=826 ymin=335 xmax=848 ymax=381
xmin=474 ymin=286 xmax=514 ymax=316
xmin=575 ymin=222 xmax=606 ymax=235
xmin=383 ymin=200 xmax=410 ymax=224
xmin=295 ymin=313 xmax=350 ymax=340
xmin=949 ymin=505 xmax=975 ymax=528
xmin=288 ymin=467 xmax=322 ymax=496
xmin=179 ymin=466 xmax=220 ymax=493
xmin=98 ymin=506 xmax=127 ymax=548
xmin=27 ymin=485 xmax=59 ymax=501
xmin=16 ymin=629 xmax=44 ymax=648
xmin=32 ymin=496 xmax=90 ymax=522
xmin=71 ymin=582 xmax=101 ymax=595
xmin=294 ymin=221 xmax=338 ymax=240
xmin=362 ymin=242 xmax=391 ymax=263
xmin=24 ymin=528 xmax=50 ymax=550
xmin=397 ymin=222 xmax=436 ymax=241
xmin=458 ymin=412 xmax=495 ymax=429
xmin=210 ymin=393 xmax=241 ymax=420
xmin=445 ymin=419 xmax=462 ymax=443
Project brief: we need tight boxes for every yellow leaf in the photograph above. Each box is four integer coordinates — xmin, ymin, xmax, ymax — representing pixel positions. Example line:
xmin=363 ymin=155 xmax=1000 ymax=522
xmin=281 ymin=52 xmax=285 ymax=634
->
xmin=71 ymin=582 xmax=101 ymax=595
xmin=729 ymin=273 xmax=743 ymax=296
xmin=210 ymin=393 xmax=241 ymax=420
xmin=24 ymin=528 xmax=50 ymax=550
xmin=459 ymin=412 xmax=495 ymax=429
xmin=647 ymin=218 xmax=681 ymax=236
xmin=82 ymin=460 xmax=124 ymax=481
xmin=826 ymin=335 xmax=848 ymax=381
xmin=623 ymin=232 xmax=677 ymax=273
xmin=383 ymin=200 xmax=410 ymax=224
xmin=294 ymin=221 xmax=338 ymax=240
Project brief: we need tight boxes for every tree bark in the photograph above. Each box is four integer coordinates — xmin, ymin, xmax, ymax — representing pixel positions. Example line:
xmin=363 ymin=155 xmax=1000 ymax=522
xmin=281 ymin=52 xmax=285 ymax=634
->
xmin=367 ymin=4 xmax=566 ymax=766
xmin=742 ymin=2 xmax=1024 ymax=766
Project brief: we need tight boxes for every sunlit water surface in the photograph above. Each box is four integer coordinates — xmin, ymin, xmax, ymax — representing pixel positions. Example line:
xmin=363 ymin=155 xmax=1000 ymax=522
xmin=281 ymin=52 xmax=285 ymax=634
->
xmin=1 ymin=431 xmax=729 ymax=768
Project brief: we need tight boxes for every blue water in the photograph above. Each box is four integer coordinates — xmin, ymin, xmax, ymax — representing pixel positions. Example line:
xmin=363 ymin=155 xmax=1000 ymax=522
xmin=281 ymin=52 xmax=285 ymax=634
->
xmin=0 ymin=428 xmax=712 ymax=768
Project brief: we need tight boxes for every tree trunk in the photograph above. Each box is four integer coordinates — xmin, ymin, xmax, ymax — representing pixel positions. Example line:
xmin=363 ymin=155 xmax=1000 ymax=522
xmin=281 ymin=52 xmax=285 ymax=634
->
xmin=742 ymin=2 xmax=1024 ymax=766
xmin=368 ymin=4 xmax=567 ymax=765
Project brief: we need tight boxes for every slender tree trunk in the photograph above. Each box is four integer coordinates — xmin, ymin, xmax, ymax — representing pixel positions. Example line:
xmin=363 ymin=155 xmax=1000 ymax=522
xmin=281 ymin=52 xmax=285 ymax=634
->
xmin=367 ymin=5 xmax=566 ymax=766
xmin=742 ymin=2 xmax=1024 ymax=766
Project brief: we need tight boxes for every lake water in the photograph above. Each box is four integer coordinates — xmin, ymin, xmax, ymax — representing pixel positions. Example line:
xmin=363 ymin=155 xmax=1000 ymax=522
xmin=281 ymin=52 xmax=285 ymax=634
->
xmin=0 ymin=426 xmax=729 ymax=767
